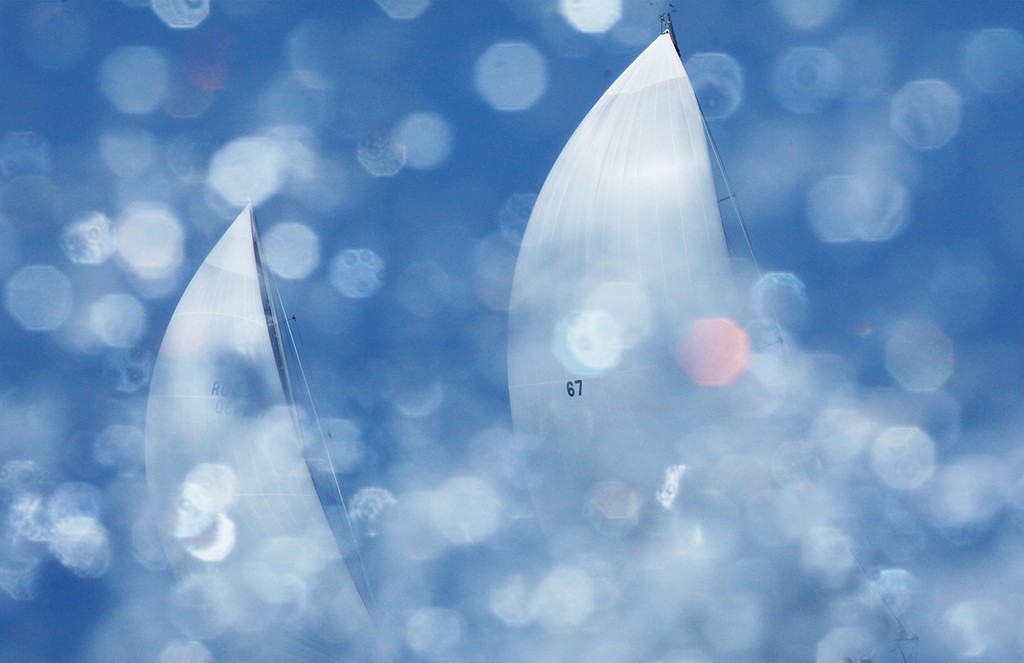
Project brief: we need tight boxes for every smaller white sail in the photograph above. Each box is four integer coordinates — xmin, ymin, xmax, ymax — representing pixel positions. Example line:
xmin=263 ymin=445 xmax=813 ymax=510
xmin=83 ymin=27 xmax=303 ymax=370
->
xmin=145 ymin=206 xmax=384 ymax=661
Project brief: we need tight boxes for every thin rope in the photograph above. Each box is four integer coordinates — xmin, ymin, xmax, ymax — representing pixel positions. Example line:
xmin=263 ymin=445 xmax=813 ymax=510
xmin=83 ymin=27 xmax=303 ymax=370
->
xmin=267 ymin=273 xmax=384 ymax=629
xmin=849 ymin=543 xmax=917 ymax=647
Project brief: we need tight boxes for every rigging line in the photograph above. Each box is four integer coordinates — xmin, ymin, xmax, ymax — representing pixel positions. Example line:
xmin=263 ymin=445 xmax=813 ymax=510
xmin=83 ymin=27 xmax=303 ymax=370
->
xmin=691 ymin=68 xmax=793 ymax=364
xmin=271 ymin=271 xmax=384 ymax=625
xmin=849 ymin=542 xmax=916 ymax=644
xmin=249 ymin=211 xmax=384 ymax=636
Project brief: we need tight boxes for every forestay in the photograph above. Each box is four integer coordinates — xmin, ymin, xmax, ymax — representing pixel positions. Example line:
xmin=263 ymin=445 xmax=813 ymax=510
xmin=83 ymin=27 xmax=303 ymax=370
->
xmin=508 ymin=33 xmax=741 ymax=533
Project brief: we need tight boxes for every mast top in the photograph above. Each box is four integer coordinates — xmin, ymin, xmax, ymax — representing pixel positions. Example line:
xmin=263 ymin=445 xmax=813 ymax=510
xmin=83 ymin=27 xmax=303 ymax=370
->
xmin=660 ymin=12 xmax=680 ymax=54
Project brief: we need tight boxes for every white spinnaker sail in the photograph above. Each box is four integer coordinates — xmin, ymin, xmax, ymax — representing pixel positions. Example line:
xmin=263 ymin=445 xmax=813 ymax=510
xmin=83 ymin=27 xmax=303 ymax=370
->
xmin=145 ymin=206 xmax=379 ymax=660
xmin=508 ymin=33 xmax=741 ymax=531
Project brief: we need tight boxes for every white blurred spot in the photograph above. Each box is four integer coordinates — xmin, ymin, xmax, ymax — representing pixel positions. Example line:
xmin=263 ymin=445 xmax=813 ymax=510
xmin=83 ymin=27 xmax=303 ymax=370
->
xmin=559 ymin=0 xmax=621 ymax=34
xmin=9 ymin=492 xmax=49 ymax=542
xmin=489 ymin=575 xmax=533 ymax=626
xmin=21 ymin=4 xmax=90 ymax=70
xmin=100 ymin=128 xmax=155 ymax=179
xmin=801 ymin=526 xmax=854 ymax=587
xmin=183 ymin=512 xmax=236 ymax=563
xmin=553 ymin=309 xmax=622 ymax=375
xmin=357 ymin=130 xmax=405 ymax=177
xmin=871 ymin=426 xmax=935 ymax=490
xmin=0 ymin=131 xmax=51 ymax=177
xmin=752 ymin=272 xmax=807 ymax=328
xmin=772 ymin=0 xmax=846 ymax=29
xmin=656 ymin=464 xmax=687 ymax=509
xmin=349 ymin=487 xmax=396 ymax=537
xmin=498 ymin=191 xmax=537 ymax=244
xmin=263 ymin=222 xmax=320 ymax=280
xmin=943 ymin=599 xmax=1003 ymax=657
xmin=653 ymin=650 xmax=713 ymax=663
xmin=329 ymin=248 xmax=384 ymax=298
xmin=94 ymin=424 xmax=145 ymax=475
xmin=48 ymin=515 xmax=111 ymax=578
xmin=832 ymin=31 xmax=891 ymax=100
xmin=686 ymin=52 xmax=744 ymax=120
xmin=963 ymin=28 xmax=1024 ymax=94
xmin=532 ymin=565 xmax=594 ymax=632
xmin=885 ymin=319 xmax=954 ymax=392
xmin=929 ymin=456 xmax=1008 ymax=531
xmin=406 ymin=606 xmax=463 ymax=657
xmin=396 ymin=381 xmax=444 ymax=418
xmin=63 ymin=212 xmax=117 ymax=265
xmin=104 ymin=347 xmax=154 ymax=393
xmin=0 ymin=559 xmax=38 ymax=600
xmin=475 ymin=42 xmax=548 ymax=112
xmin=806 ymin=174 xmax=909 ymax=243
xmin=89 ymin=292 xmax=147 ymax=347
xmin=890 ymin=79 xmax=961 ymax=150
xmin=4 ymin=265 xmax=72 ymax=331
xmin=207 ymin=136 xmax=288 ymax=205
xmin=811 ymin=406 xmax=874 ymax=462
xmin=375 ymin=0 xmax=430 ymax=20
xmin=585 ymin=480 xmax=643 ymax=536
xmin=875 ymin=568 xmax=919 ymax=615
xmin=385 ymin=491 xmax=449 ymax=562
xmin=815 ymin=626 xmax=872 ymax=663
xmin=116 ymin=204 xmax=184 ymax=280
xmin=703 ymin=593 xmax=762 ymax=653
xmin=773 ymin=46 xmax=842 ymax=114
xmin=159 ymin=640 xmax=214 ymax=663
xmin=151 ymin=0 xmax=210 ymax=29
xmin=587 ymin=282 xmax=651 ymax=349
xmin=99 ymin=46 xmax=169 ymax=114
xmin=393 ymin=112 xmax=453 ymax=170
xmin=431 ymin=476 xmax=501 ymax=545
xmin=48 ymin=482 xmax=103 ymax=523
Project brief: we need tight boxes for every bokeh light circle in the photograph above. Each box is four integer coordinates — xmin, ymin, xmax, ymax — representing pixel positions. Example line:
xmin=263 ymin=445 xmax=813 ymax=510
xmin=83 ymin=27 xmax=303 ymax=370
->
xmin=330 ymin=248 xmax=385 ymax=298
xmin=558 ymin=0 xmax=621 ymax=34
xmin=474 ymin=42 xmax=548 ymax=112
xmin=885 ymin=319 xmax=954 ymax=392
xmin=686 ymin=52 xmax=744 ymax=120
xmin=678 ymin=318 xmax=751 ymax=386
xmin=4 ymin=265 xmax=73 ymax=331
xmin=871 ymin=426 xmax=936 ymax=490
xmin=890 ymin=79 xmax=961 ymax=150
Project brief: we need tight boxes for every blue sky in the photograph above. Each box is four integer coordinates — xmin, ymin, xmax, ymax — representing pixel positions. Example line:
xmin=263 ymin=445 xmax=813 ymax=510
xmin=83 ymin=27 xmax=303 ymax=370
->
xmin=2 ymin=1 xmax=1024 ymax=661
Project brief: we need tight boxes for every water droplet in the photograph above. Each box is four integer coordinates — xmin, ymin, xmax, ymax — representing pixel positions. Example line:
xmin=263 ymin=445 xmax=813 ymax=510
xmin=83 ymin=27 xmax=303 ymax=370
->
xmin=871 ymin=426 xmax=935 ymax=490
xmin=806 ymin=174 xmax=909 ymax=243
xmin=99 ymin=45 xmax=169 ymax=114
xmin=329 ymin=248 xmax=384 ymax=298
xmin=63 ymin=212 xmax=116 ymax=264
xmin=103 ymin=346 xmax=153 ymax=393
xmin=885 ymin=319 xmax=954 ymax=392
xmin=772 ymin=0 xmax=846 ymax=30
xmin=3 ymin=265 xmax=73 ymax=331
xmin=558 ymin=0 xmax=621 ymax=34
xmin=48 ymin=515 xmax=111 ymax=578
xmin=752 ymin=272 xmax=807 ymax=328
xmin=552 ymin=309 xmax=623 ymax=375
xmin=159 ymin=640 xmax=214 ymax=663
xmin=151 ymin=0 xmax=210 ymax=29
xmin=115 ymin=203 xmax=184 ymax=281
xmin=207 ymin=135 xmax=288 ymax=205
xmin=406 ymin=606 xmax=463 ymax=656
xmin=99 ymin=128 xmax=154 ymax=178
xmin=349 ymin=487 xmax=396 ymax=537
xmin=687 ymin=52 xmax=744 ymax=120
xmin=890 ymin=79 xmax=961 ymax=150
xmin=498 ymin=191 xmax=537 ymax=244
xmin=356 ymin=130 xmax=405 ymax=177
xmin=21 ymin=3 xmax=90 ymax=70
xmin=475 ymin=42 xmax=548 ymax=112
xmin=375 ymin=0 xmax=430 ymax=20
xmin=430 ymin=476 xmax=501 ymax=545
xmin=963 ymin=28 xmax=1024 ymax=94
xmin=263 ymin=222 xmax=320 ymax=280
xmin=393 ymin=112 xmax=454 ymax=170
xmin=0 ymin=132 xmax=51 ymax=178
xmin=773 ymin=46 xmax=842 ymax=114
xmin=89 ymin=292 xmax=147 ymax=347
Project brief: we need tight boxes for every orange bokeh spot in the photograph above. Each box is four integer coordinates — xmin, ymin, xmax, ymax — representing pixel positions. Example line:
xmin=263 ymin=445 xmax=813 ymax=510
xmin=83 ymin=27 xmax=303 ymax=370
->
xmin=678 ymin=317 xmax=751 ymax=387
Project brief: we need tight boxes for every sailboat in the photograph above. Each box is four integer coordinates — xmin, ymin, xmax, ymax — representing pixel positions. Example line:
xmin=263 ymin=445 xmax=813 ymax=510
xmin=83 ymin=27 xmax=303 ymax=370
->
xmin=508 ymin=15 xmax=748 ymax=536
xmin=144 ymin=205 xmax=387 ymax=661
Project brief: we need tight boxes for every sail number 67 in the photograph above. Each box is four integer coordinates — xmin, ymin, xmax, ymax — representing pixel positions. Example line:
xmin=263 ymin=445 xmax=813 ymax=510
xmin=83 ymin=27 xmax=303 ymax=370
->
xmin=566 ymin=379 xmax=583 ymax=397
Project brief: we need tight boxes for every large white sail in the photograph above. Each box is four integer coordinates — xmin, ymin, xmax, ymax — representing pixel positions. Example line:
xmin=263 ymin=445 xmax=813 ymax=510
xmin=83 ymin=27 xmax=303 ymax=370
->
xmin=508 ymin=32 xmax=742 ymax=532
xmin=145 ymin=206 xmax=381 ymax=660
